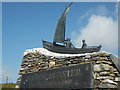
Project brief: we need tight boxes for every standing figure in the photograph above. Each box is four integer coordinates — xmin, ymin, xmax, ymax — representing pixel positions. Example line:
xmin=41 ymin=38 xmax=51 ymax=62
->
xmin=82 ymin=39 xmax=87 ymax=48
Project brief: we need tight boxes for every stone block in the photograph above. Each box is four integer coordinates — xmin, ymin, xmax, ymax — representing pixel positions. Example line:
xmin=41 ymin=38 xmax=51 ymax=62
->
xmin=93 ymin=64 xmax=102 ymax=72
xmin=85 ymin=55 xmax=91 ymax=59
xmin=98 ymin=83 xmax=117 ymax=88
xmin=102 ymin=79 xmax=117 ymax=85
xmin=96 ymin=76 xmax=114 ymax=80
xmin=99 ymin=71 xmax=110 ymax=76
xmin=115 ymin=77 xmax=120 ymax=81
xmin=49 ymin=61 xmax=55 ymax=67
xmin=96 ymin=60 xmax=113 ymax=64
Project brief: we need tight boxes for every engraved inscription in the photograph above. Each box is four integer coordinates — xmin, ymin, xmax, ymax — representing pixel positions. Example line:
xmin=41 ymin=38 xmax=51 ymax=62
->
xmin=20 ymin=63 xmax=92 ymax=88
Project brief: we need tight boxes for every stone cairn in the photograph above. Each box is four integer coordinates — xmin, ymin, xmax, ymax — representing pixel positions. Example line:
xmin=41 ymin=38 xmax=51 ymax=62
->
xmin=17 ymin=48 xmax=120 ymax=88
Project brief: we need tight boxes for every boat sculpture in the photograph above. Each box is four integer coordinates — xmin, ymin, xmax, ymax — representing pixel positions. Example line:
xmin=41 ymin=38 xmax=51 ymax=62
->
xmin=42 ymin=3 xmax=101 ymax=54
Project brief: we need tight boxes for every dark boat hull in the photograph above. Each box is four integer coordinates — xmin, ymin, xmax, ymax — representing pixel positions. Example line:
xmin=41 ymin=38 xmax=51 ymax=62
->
xmin=42 ymin=40 xmax=101 ymax=54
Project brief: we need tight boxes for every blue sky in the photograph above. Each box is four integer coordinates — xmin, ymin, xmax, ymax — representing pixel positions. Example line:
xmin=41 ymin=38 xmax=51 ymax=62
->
xmin=2 ymin=2 xmax=118 ymax=83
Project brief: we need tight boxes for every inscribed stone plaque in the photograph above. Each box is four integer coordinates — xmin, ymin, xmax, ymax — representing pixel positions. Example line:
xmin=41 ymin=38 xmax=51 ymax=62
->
xmin=20 ymin=62 xmax=92 ymax=89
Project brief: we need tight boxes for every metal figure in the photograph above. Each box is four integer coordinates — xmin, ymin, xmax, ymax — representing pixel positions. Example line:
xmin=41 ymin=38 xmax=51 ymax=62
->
xmin=82 ymin=40 xmax=87 ymax=48
xmin=64 ymin=38 xmax=72 ymax=47
xmin=42 ymin=3 xmax=101 ymax=54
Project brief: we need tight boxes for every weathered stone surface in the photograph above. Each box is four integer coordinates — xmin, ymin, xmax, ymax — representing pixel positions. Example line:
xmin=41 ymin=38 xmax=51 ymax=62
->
xmin=85 ymin=55 xmax=91 ymax=59
xmin=93 ymin=72 xmax=100 ymax=79
xmin=93 ymin=79 xmax=101 ymax=88
xmin=115 ymin=77 xmax=120 ymax=81
xmin=96 ymin=60 xmax=112 ymax=64
xmin=96 ymin=76 xmax=114 ymax=80
xmin=99 ymin=71 xmax=110 ymax=76
xmin=20 ymin=63 xmax=93 ymax=88
xmin=93 ymin=64 xmax=115 ymax=72
xmin=102 ymin=79 xmax=117 ymax=85
xmin=93 ymin=64 xmax=102 ymax=72
xmin=17 ymin=48 xmax=120 ymax=88
xmin=20 ymin=68 xmax=25 ymax=71
xmin=110 ymin=54 xmax=120 ymax=72
xmin=99 ymin=83 xmax=117 ymax=88
xmin=100 ymin=64 xmax=114 ymax=71
xmin=49 ymin=61 xmax=55 ymax=67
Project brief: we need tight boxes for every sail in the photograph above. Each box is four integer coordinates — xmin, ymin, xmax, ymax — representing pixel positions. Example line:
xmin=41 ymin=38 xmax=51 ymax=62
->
xmin=53 ymin=3 xmax=72 ymax=43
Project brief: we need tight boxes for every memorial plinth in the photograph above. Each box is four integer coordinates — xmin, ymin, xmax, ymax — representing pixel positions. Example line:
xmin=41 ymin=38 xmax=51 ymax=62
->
xmin=17 ymin=48 xmax=120 ymax=89
xmin=20 ymin=63 xmax=92 ymax=88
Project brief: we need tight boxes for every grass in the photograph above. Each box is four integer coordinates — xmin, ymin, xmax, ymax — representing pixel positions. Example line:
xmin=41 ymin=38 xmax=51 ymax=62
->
xmin=1 ymin=83 xmax=17 ymax=88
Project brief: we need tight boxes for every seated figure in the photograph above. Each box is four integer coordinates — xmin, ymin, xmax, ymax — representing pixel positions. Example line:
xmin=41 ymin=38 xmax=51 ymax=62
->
xmin=64 ymin=38 xmax=72 ymax=47
xmin=82 ymin=39 xmax=87 ymax=48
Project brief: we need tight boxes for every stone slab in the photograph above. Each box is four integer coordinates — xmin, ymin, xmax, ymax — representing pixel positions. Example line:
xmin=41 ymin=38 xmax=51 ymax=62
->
xmin=20 ymin=62 xmax=92 ymax=89
xmin=110 ymin=54 xmax=120 ymax=73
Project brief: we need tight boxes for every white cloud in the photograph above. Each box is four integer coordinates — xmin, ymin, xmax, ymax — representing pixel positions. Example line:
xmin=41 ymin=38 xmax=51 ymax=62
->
xmin=72 ymin=4 xmax=118 ymax=54
xmin=73 ymin=15 xmax=118 ymax=53
xmin=78 ymin=5 xmax=112 ymax=25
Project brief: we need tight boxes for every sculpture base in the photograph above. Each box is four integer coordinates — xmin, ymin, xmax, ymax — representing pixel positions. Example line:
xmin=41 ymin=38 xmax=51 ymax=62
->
xmin=20 ymin=63 xmax=92 ymax=88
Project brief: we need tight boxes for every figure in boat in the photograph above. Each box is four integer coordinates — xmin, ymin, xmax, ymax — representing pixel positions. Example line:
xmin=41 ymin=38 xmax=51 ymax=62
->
xmin=64 ymin=38 xmax=73 ymax=48
xmin=82 ymin=40 xmax=87 ymax=48
xmin=42 ymin=3 xmax=102 ymax=54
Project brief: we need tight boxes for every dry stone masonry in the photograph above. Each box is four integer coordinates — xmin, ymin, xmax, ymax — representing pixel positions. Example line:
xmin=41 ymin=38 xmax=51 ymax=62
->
xmin=17 ymin=48 xmax=120 ymax=88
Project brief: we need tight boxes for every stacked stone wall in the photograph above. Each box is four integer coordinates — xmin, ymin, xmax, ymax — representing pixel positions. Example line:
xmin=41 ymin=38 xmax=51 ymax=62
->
xmin=17 ymin=49 xmax=120 ymax=88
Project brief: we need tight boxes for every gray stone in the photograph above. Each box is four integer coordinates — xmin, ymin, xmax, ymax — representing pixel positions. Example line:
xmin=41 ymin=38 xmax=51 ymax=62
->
xmin=96 ymin=60 xmax=113 ymax=64
xmin=50 ymin=56 xmax=55 ymax=59
xmin=93 ymin=72 xmax=100 ymax=79
xmin=110 ymin=68 xmax=117 ymax=72
xmin=91 ymin=57 xmax=100 ymax=60
xmin=38 ymin=63 xmax=41 ymax=65
xmin=54 ymin=64 xmax=63 ymax=67
xmin=115 ymin=77 xmax=120 ymax=81
xmin=99 ymin=52 xmax=110 ymax=57
xmin=55 ymin=60 xmax=64 ymax=64
xmin=72 ymin=58 xmax=81 ymax=61
xmin=28 ymin=65 xmax=31 ymax=67
xmin=40 ymin=64 xmax=48 ymax=67
xmin=110 ymin=54 xmax=120 ymax=73
xmin=91 ymin=53 xmax=100 ymax=57
xmin=20 ymin=68 xmax=24 ymax=71
xmin=102 ymin=79 xmax=117 ymax=85
xmin=71 ymin=60 xmax=81 ymax=64
xmin=33 ymin=58 xmax=39 ymax=60
xmin=49 ymin=61 xmax=55 ymax=67
xmin=93 ymin=64 xmax=102 ymax=72
xmin=85 ymin=59 xmax=88 ymax=61
xmin=68 ymin=64 xmax=77 ymax=66
xmin=100 ymin=57 xmax=109 ymax=60
xmin=99 ymin=71 xmax=110 ymax=76
xmin=85 ymin=55 xmax=91 ymax=58
xmin=93 ymin=79 xmax=101 ymax=86
xmin=19 ymin=71 xmax=26 ymax=75
xmin=66 ymin=61 xmax=71 ymax=64
xmin=96 ymin=76 xmax=114 ymax=80
xmin=18 ymin=50 xmax=120 ymax=89
xmin=100 ymin=64 xmax=114 ymax=71
xmin=39 ymin=56 xmax=45 ymax=59
xmin=109 ymin=73 xmax=116 ymax=77
xmin=99 ymin=83 xmax=117 ymax=88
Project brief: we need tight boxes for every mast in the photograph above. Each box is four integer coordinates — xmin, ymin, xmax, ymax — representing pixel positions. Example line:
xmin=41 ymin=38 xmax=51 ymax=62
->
xmin=53 ymin=3 xmax=73 ymax=43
